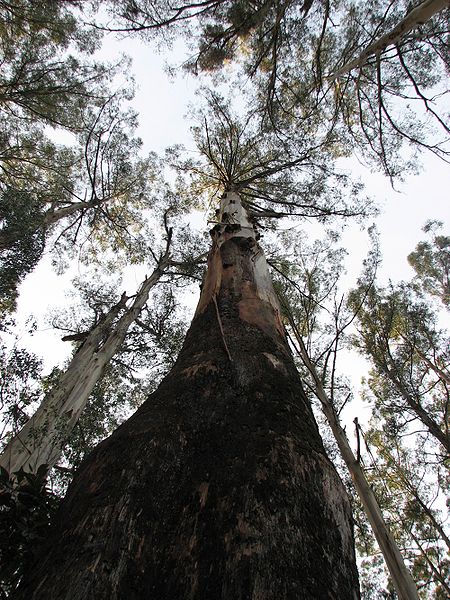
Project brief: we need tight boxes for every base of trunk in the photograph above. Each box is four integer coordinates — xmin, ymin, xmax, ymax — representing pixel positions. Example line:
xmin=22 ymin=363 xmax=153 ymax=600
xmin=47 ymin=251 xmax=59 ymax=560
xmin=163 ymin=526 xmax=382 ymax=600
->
xmin=16 ymin=297 xmax=359 ymax=599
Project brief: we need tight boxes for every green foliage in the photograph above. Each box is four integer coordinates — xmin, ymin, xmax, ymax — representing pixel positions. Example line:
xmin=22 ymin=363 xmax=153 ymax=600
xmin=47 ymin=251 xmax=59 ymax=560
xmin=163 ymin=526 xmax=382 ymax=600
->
xmin=355 ymin=426 xmax=450 ymax=598
xmin=102 ymin=1 xmax=450 ymax=176
xmin=122 ymin=286 xmax=188 ymax=373
xmin=349 ymin=226 xmax=450 ymax=597
xmin=0 ymin=0 xmax=106 ymax=129
xmin=0 ymin=188 xmax=45 ymax=315
xmin=0 ymin=464 xmax=60 ymax=597
xmin=0 ymin=0 xmax=148 ymax=310
xmin=0 ymin=343 xmax=43 ymax=445
xmin=0 ymin=89 xmax=159 ymax=305
xmin=408 ymin=221 xmax=450 ymax=308
xmin=0 ymin=0 xmax=108 ymax=195
xmin=171 ymin=92 xmax=372 ymax=225
xmin=349 ymin=280 xmax=449 ymax=453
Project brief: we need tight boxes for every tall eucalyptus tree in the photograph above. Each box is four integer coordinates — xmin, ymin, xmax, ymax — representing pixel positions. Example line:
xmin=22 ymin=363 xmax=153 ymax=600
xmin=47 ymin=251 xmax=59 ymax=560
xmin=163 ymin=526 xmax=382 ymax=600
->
xmin=14 ymin=189 xmax=361 ymax=600
xmin=349 ymin=282 xmax=450 ymax=454
xmin=347 ymin=226 xmax=450 ymax=597
xmin=12 ymin=99 xmax=367 ymax=600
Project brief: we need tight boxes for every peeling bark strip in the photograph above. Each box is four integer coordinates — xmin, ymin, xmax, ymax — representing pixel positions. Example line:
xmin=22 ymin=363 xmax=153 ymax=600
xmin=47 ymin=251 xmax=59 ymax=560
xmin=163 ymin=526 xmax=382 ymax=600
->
xmin=15 ymin=192 xmax=360 ymax=600
xmin=0 ymin=251 xmax=170 ymax=476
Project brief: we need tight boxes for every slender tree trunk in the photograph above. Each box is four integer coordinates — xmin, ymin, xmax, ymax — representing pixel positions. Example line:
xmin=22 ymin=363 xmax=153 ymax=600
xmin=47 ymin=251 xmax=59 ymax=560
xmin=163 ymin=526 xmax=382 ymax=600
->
xmin=43 ymin=197 xmax=112 ymax=227
xmin=0 ymin=197 xmax=113 ymax=251
xmin=14 ymin=190 xmax=360 ymax=600
xmin=287 ymin=326 xmax=419 ymax=600
xmin=410 ymin=532 xmax=450 ymax=596
xmin=383 ymin=365 xmax=450 ymax=453
xmin=329 ymin=0 xmax=449 ymax=79
xmin=0 ymin=253 xmax=170 ymax=476
xmin=398 ymin=332 xmax=450 ymax=386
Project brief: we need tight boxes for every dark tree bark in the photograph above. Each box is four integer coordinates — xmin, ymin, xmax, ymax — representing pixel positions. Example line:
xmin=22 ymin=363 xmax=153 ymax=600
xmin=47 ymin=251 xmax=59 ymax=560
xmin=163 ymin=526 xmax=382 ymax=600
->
xmin=15 ymin=192 xmax=360 ymax=600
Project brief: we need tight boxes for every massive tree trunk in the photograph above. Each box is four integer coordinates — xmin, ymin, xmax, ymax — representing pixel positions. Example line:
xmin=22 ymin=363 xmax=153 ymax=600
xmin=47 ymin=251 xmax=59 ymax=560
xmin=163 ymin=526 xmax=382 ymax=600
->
xmin=15 ymin=190 xmax=360 ymax=599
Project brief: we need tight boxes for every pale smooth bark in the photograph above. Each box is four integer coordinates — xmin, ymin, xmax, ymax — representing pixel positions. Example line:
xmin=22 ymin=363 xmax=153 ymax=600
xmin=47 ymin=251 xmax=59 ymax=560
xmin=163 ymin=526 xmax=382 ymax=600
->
xmin=196 ymin=188 xmax=281 ymax=319
xmin=330 ymin=0 xmax=450 ymax=79
xmin=0 ymin=249 xmax=171 ymax=476
xmin=43 ymin=198 xmax=107 ymax=226
xmin=288 ymin=324 xmax=419 ymax=600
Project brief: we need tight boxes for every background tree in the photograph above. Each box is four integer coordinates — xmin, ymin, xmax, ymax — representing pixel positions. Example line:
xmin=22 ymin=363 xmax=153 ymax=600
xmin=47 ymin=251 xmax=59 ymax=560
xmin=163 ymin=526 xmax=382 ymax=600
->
xmin=359 ymin=425 xmax=450 ymax=598
xmin=408 ymin=220 xmax=450 ymax=308
xmin=0 ymin=0 xmax=152 ymax=314
xmin=0 ymin=0 xmax=112 ymax=203
xmin=268 ymin=225 xmax=449 ymax=597
xmin=347 ymin=225 xmax=450 ymax=597
xmin=0 ymin=94 xmax=160 ymax=314
xmin=349 ymin=282 xmax=450 ymax=455
xmin=0 ymin=222 xmax=205 ymax=598
xmin=0 ymin=211 xmax=177 ymax=476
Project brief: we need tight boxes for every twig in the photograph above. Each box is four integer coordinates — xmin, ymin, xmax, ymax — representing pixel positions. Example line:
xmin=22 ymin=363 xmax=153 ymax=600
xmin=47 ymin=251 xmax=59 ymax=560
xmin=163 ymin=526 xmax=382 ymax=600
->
xmin=212 ymin=295 xmax=232 ymax=362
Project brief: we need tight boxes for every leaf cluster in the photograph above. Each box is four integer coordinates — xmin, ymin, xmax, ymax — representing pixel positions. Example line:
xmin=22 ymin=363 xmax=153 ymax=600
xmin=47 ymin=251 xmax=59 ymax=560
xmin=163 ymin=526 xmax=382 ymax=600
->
xmin=0 ymin=464 xmax=60 ymax=597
